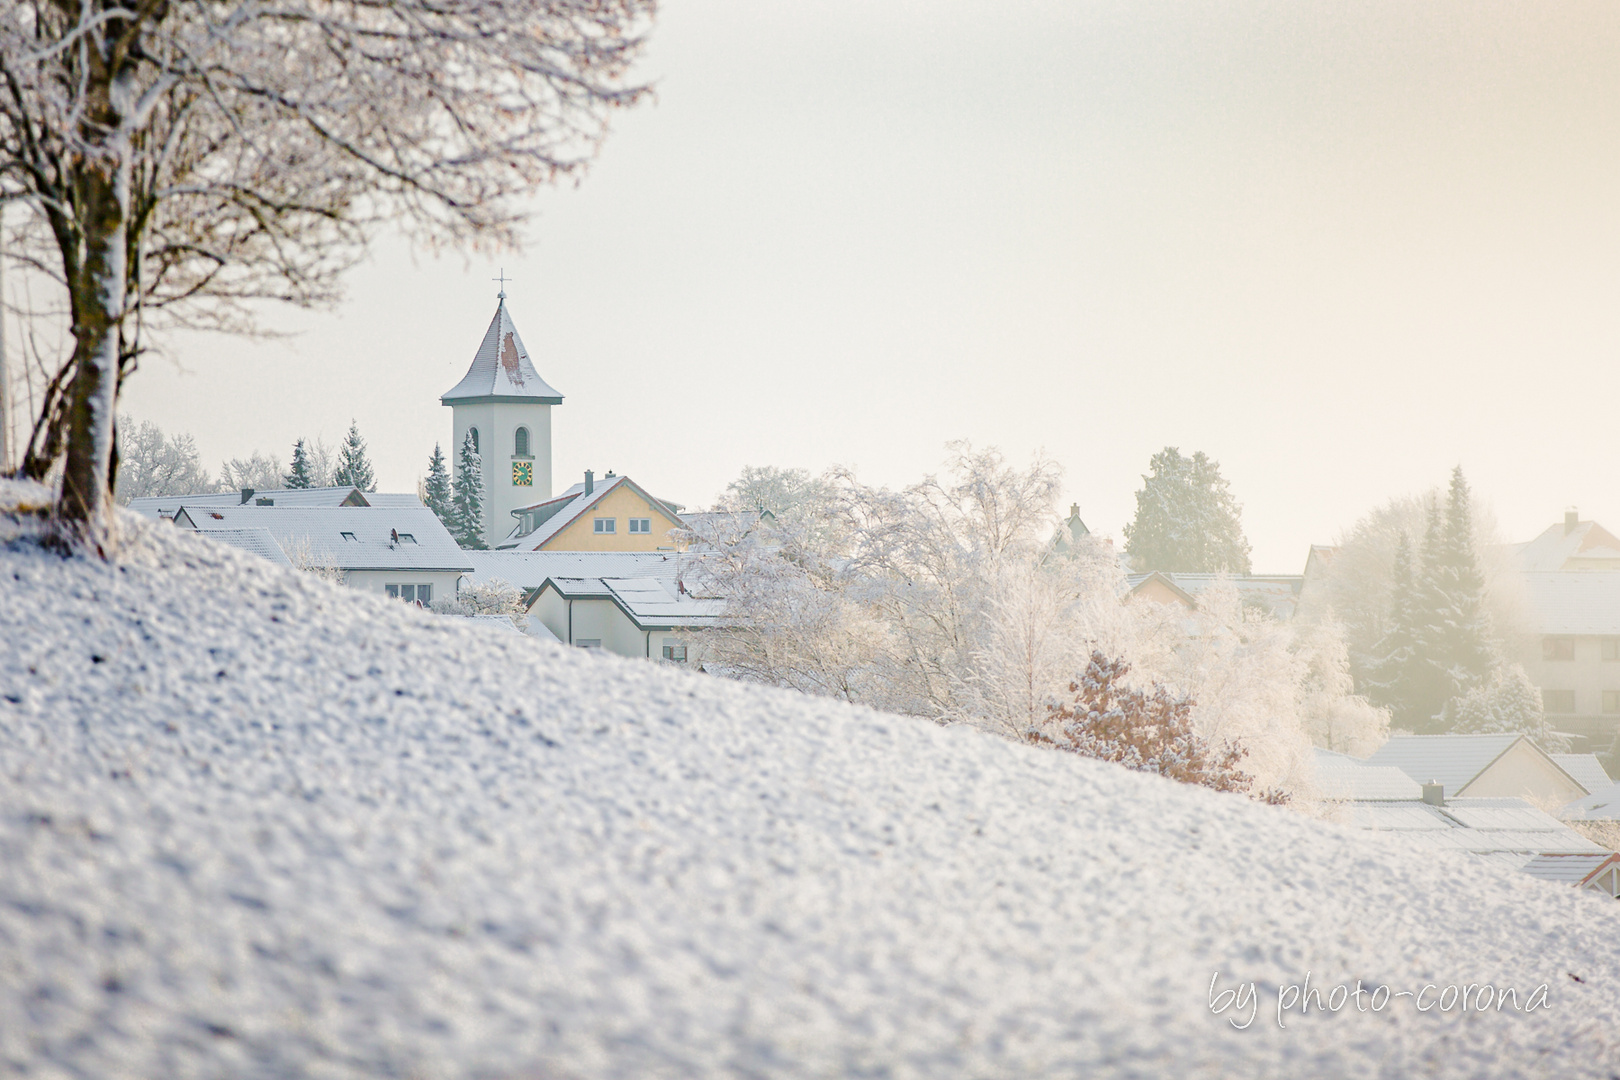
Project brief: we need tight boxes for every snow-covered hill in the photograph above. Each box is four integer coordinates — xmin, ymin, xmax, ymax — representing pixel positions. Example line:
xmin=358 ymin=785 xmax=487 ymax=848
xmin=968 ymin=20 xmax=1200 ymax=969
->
xmin=2 ymin=489 xmax=1618 ymax=1079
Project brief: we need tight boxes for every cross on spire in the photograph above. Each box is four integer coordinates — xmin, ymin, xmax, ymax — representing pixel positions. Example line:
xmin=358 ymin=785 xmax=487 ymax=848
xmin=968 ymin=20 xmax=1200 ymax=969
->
xmin=494 ymin=268 xmax=511 ymax=299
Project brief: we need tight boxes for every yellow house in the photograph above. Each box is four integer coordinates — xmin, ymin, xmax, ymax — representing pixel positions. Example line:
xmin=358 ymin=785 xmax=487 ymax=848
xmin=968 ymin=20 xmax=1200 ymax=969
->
xmin=498 ymin=471 xmax=685 ymax=552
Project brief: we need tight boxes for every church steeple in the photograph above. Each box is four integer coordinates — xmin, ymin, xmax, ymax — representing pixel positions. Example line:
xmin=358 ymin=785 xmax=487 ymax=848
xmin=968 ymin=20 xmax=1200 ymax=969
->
xmin=441 ymin=292 xmax=561 ymax=547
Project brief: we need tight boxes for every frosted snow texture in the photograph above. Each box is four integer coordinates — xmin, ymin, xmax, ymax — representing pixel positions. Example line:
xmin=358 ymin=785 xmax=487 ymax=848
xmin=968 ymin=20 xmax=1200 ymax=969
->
xmin=1 ymin=499 xmax=1619 ymax=1078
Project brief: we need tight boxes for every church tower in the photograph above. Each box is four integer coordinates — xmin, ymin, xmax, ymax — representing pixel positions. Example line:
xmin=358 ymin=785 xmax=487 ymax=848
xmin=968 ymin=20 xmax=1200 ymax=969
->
xmin=441 ymin=291 xmax=562 ymax=547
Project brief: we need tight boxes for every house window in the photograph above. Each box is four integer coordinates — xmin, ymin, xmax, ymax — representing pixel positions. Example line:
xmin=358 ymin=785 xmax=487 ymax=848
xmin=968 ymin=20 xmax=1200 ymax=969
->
xmin=1543 ymin=688 xmax=1577 ymax=714
xmin=1605 ymin=691 xmax=1620 ymax=714
xmin=386 ymin=584 xmax=432 ymax=604
xmin=629 ymin=518 xmax=652 ymax=534
xmin=662 ymin=643 xmax=688 ymax=663
xmin=576 ymin=638 xmax=602 ymax=649
xmin=594 ymin=518 xmax=616 ymax=534
xmin=1604 ymin=639 xmax=1620 ymax=662
xmin=469 ymin=427 xmax=480 ymax=454
xmin=340 ymin=531 xmax=356 ymax=542
xmin=514 ymin=426 xmax=530 ymax=457
xmin=396 ymin=533 xmax=415 ymax=544
xmin=1544 ymin=636 xmax=1576 ymax=662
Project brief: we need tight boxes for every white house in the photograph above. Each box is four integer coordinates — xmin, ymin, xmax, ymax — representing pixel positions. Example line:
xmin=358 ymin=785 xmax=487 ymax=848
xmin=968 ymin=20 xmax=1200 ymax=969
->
xmin=171 ymin=504 xmax=471 ymax=604
xmin=460 ymin=550 xmax=723 ymax=661
xmin=441 ymin=293 xmax=563 ymax=548
xmin=1361 ymin=733 xmax=1592 ymax=805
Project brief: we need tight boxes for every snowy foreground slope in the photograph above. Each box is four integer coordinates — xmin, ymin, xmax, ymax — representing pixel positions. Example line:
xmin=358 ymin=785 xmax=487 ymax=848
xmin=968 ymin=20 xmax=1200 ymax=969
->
xmin=2 ymin=505 xmax=1618 ymax=1079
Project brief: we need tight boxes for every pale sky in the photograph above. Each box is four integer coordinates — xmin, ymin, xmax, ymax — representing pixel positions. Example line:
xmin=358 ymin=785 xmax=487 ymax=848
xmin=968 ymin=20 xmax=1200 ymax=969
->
xmin=118 ymin=0 xmax=1620 ymax=570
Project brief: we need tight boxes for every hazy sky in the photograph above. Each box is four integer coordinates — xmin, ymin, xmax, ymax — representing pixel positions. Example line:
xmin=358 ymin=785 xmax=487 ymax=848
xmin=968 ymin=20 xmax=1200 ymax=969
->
xmin=117 ymin=0 xmax=1620 ymax=570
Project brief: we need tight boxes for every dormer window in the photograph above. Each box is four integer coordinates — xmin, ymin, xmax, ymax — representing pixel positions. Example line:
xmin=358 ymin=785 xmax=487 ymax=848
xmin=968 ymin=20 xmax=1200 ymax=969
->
xmin=396 ymin=533 xmax=415 ymax=543
xmin=514 ymin=426 xmax=530 ymax=457
xmin=340 ymin=531 xmax=357 ymax=541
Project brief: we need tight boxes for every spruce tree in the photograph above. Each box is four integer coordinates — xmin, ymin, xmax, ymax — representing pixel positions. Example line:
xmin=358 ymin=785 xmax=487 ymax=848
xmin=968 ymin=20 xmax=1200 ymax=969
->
xmin=450 ymin=431 xmax=487 ymax=550
xmin=334 ymin=420 xmax=376 ymax=491
xmin=1365 ymin=532 xmax=1424 ymax=728
xmin=424 ymin=442 xmax=453 ymax=529
xmin=1122 ymin=447 xmax=1251 ymax=573
xmin=284 ymin=438 xmax=314 ymax=489
xmin=1431 ymin=466 xmax=1496 ymax=693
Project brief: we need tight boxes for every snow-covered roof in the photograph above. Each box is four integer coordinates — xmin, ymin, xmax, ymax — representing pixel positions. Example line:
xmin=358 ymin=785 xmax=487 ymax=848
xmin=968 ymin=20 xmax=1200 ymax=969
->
xmin=499 ymin=474 xmax=682 ymax=550
xmin=1517 ymin=572 xmax=1620 ymax=635
xmin=172 ymin=505 xmax=471 ymax=573
xmin=535 ymin=575 xmax=725 ymax=630
xmin=1550 ymin=753 xmax=1613 ymax=795
xmin=190 ymin=528 xmax=293 ymax=567
xmin=1520 ymin=852 xmax=1620 ymax=886
xmin=1511 ymin=519 xmax=1620 ymax=571
xmin=1362 ymin=733 xmax=1533 ymax=795
xmin=1121 ymin=572 xmax=1303 ymax=618
xmin=128 ymin=486 xmax=372 ymax=517
xmin=1344 ymin=797 xmax=1606 ymax=860
xmin=1313 ymin=748 xmax=1423 ymax=801
xmin=1560 ymin=779 xmax=1620 ymax=821
xmin=8 ymin=492 xmax=1620 ymax=1075
xmin=464 ymin=549 xmax=700 ymax=592
xmin=440 ymin=297 xmax=563 ymax=405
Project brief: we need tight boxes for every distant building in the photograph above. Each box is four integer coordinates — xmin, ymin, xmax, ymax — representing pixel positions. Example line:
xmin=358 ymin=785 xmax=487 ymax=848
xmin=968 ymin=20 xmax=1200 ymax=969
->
xmin=1520 ymin=853 xmax=1620 ymax=899
xmin=1509 ymin=512 xmax=1620 ymax=749
xmin=1362 ymin=733 xmax=1591 ymax=805
xmin=1123 ymin=571 xmax=1304 ymax=620
xmin=441 ymin=293 xmax=564 ymax=548
xmin=169 ymin=503 xmax=471 ymax=604
xmin=1052 ymin=504 xmax=1090 ymax=554
xmin=499 ymin=472 xmax=685 ymax=552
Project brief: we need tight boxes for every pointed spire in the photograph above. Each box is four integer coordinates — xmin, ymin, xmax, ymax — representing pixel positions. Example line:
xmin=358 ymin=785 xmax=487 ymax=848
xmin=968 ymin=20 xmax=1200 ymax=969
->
xmin=440 ymin=297 xmax=563 ymax=405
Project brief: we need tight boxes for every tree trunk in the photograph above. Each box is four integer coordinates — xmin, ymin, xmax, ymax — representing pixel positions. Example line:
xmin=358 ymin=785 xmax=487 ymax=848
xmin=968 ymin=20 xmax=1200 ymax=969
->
xmin=57 ymin=157 xmax=129 ymax=545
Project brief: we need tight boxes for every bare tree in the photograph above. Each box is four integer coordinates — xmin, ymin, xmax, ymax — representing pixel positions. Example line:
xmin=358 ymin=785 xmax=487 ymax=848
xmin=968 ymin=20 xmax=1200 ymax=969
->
xmin=111 ymin=412 xmax=212 ymax=501
xmin=0 ymin=0 xmax=655 ymax=546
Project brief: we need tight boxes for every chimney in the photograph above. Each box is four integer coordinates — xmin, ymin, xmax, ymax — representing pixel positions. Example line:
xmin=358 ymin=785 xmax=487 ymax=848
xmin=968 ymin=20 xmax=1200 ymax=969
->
xmin=584 ymin=469 xmax=594 ymax=495
xmin=1421 ymin=781 xmax=1444 ymax=806
xmin=1069 ymin=503 xmax=1079 ymax=517
xmin=239 ymin=488 xmax=254 ymax=505
xmin=1566 ymin=508 xmax=1579 ymax=535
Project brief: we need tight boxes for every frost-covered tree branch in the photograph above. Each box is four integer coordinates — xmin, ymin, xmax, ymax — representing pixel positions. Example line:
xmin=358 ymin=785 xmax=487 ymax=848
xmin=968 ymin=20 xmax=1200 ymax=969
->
xmin=0 ymin=0 xmax=656 ymax=544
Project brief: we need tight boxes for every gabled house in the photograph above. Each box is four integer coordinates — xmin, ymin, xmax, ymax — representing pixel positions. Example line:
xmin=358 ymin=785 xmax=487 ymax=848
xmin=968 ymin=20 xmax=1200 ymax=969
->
xmin=1520 ymin=853 xmax=1620 ymax=899
xmin=129 ymin=485 xmax=379 ymax=519
xmin=171 ymin=504 xmax=471 ymax=603
xmin=1342 ymin=797 xmax=1610 ymax=872
xmin=1362 ymin=733 xmax=1591 ymax=804
xmin=525 ymin=568 xmax=723 ymax=661
xmin=1123 ymin=571 xmax=1304 ymax=619
xmin=1550 ymin=753 xmax=1614 ymax=796
xmin=499 ymin=471 xmax=684 ymax=553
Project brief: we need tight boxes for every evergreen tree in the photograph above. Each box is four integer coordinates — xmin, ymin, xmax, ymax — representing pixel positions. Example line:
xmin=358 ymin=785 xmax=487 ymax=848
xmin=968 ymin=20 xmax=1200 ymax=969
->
xmin=284 ymin=438 xmax=314 ymax=489
xmin=450 ymin=431 xmax=487 ymax=550
xmin=334 ymin=420 xmax=376 ymax=491
xmin=1367 ymin=471 xmax=1499 ymax=733
xmin=1364 ymin=532 xmax=1424 ymax=728
xmin=1123 ymin=447 xmax=1251 ymax=573
xmin=424 ymin=443 xmax=453 ymax=529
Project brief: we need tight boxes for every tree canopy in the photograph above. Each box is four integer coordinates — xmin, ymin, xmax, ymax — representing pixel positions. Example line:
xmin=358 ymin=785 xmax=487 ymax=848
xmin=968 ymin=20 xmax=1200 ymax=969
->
xmin=1122 ymin=448 xmax=1251 ymax=574
xmin=0 ymin=0 xmax=655 ymax=542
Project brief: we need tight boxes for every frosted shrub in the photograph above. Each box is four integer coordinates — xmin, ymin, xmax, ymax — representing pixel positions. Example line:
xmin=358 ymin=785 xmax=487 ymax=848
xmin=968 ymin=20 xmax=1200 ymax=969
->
xmin=1032 ymin=651 xmax=1289 ymax=804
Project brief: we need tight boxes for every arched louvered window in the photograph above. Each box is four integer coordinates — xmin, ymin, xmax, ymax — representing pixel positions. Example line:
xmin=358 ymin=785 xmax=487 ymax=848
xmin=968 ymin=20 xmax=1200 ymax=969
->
xmin=514 ymin=426 xmax=530 ymax=457
xmin=469 ymin=427 xmax=480 ymax=454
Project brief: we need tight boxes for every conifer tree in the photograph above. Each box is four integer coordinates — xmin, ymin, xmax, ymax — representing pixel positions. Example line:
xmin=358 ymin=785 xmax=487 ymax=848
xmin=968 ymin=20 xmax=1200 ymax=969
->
xmin=1365 ymin=532 xmax=1423 ymax=727
xmin=1123 ymin=447 xmax=1251 ymax=573
xmin=334 ymin=420 xmax=377 ymax=492
xmin=451 ymin=431 xmax=487 ymax=550
xmin=284 ymin=439 xmax=315 ymax=489
xmin=424 ymin=443 xmax=453 ymax=529
xmin=1431 ymin=466 xmax=1496 ymax=692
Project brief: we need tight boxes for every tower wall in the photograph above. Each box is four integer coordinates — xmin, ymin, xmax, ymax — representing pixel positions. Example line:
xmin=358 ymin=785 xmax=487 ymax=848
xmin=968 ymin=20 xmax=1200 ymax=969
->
xmin=451 ymin=402 xmax=553 ymax=547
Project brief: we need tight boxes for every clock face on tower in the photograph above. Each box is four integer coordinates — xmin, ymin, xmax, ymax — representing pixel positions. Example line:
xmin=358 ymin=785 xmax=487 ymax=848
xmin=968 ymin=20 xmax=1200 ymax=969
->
xmin=512 ymin=461 xmax=533 ymax=487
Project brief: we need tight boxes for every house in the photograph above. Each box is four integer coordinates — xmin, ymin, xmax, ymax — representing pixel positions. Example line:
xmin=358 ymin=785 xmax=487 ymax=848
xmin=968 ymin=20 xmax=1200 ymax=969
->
xmin=1511 ymin=512 xmax=1620 ymax=571
xmin=1520 ymin=853 xmax=1620 ymax=899
xmin=1513 ymin=570 xmax=1620 ymax=749
xmin=1362 ymin=733 xmax=1592 ymax=805
xmin=1052 ymin=504 xmax=1090 ymax=554
xmin=1550 ymin=753 xmax=1614 ymax=796
xmin=185 ymin=528 xmax=294 ymax=568
xmin=441 ymin=292 xmax=565 ymax=548
xmin=1312 ymin=748 xmax=1422 ymax=800
xmin=498 ymin=471 xmax=685 ymax=552
xmin=127 ymin=485 xmax=393 ymax=519
xmin=171 ymin=504 xmax=471 ymax=603
xmin=507 ymin=551 xmax=723 ymax=661
xmin=1560 ymin=780 xmax=1620 ymax=823
xmin=1123 ymin=571 xmax=1304 ymax=619
xmin=1340 ymin=797 xmax=1610 ymax=872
